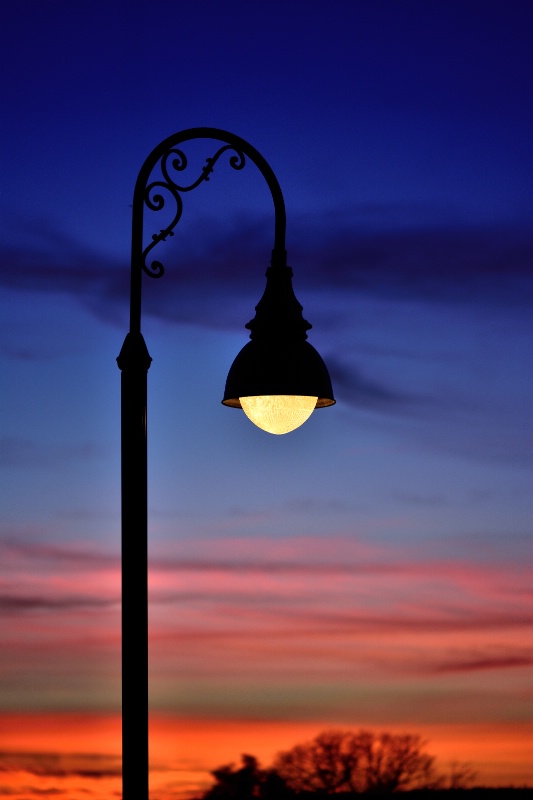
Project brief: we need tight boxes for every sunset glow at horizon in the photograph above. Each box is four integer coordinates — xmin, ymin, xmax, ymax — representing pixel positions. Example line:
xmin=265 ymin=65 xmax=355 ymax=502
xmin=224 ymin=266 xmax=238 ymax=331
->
xmin=1 ymin=1 xmax=532 ymax=798
xmin=1 ymin=713 xmax=531 ymax=798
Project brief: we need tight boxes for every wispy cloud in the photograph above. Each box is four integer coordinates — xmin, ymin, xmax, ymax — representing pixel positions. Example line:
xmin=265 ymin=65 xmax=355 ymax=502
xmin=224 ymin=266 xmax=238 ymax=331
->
xmin=2 ymin=535 xmax=530 ymax=692
xmin=1 ymin=215 xmax=531 ymax=327
xmin=432 ymin=655 xmax=533 ymax=674
xmin=0 ymin=594 xmax=116 ymax=613
xmin=291 ymin=218 xmax=533 ymax=307
xmin=326 ymin=357 xmax=420 ymax=410
xmin=0 ymin=748 xmax=122 ymax=800
xmin=0 ymin=438 xmax=109 ymax=468
xmin=0 ymin=750 xmax=121 ymax=778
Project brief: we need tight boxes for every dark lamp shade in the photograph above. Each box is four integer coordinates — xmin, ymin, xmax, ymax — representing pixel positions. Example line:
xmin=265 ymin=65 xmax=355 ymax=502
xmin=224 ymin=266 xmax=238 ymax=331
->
xmin=222 ymin=339 xmax=335 ymax=409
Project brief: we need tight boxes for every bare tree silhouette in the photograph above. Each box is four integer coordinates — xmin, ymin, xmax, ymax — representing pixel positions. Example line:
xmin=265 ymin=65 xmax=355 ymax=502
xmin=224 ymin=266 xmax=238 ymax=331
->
xmin=273 ymin=729 xmax=441 ymax=794
xmin=273 ymin=730 xmax=362 ymax=794
xmin=447 ymin=759 xmax=477 ymax=790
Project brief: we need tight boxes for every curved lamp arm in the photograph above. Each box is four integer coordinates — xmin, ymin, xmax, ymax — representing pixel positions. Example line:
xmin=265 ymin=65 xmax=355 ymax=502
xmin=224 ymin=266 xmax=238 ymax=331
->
xmin=129 ymin=127 xmax=287 ymax=334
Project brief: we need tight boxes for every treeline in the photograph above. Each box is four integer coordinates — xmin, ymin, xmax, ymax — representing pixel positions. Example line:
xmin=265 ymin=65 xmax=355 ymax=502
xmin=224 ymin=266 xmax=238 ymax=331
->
xmin=192 ymin=729 xmax=529 ymax=799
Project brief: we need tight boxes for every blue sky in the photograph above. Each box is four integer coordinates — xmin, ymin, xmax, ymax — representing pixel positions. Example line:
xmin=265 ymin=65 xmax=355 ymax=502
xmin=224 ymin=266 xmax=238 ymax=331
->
xmin=0 ymin=1 xmax=532 ymax=795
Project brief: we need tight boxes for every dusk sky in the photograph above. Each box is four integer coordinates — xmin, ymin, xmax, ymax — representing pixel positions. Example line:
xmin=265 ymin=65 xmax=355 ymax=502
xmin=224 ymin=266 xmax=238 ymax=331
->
xmin=1 ymin=1 xmax=532 ymax=798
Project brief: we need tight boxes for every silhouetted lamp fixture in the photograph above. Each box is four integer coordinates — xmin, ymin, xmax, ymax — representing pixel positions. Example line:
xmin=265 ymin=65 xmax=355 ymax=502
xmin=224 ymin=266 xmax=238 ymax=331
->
xmin=117 ymin=127 xmax=334 ymax=799
xmin=222 ymin=256 xmax=335 ymax=433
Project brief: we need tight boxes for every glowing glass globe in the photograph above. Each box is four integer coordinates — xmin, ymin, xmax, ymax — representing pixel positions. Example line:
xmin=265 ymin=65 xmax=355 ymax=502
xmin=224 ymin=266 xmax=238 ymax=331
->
xmin=240 ymin=395 xmax=318 ymax=434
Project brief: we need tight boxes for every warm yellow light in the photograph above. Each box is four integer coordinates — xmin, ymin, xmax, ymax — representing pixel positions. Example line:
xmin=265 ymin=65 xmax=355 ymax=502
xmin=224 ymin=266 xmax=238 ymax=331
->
xmin=240 ymin=395 xmax=317 ymax=434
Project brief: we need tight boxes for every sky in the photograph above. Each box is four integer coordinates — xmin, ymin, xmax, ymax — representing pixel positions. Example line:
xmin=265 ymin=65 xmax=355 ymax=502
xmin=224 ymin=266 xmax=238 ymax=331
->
xmin=0 ymin=1 xmax=532 ymax=798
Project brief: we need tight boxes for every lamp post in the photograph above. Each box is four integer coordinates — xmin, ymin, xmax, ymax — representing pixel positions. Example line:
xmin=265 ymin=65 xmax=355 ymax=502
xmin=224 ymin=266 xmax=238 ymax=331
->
xmin=117 ymin=128 xmax=334 ymax=799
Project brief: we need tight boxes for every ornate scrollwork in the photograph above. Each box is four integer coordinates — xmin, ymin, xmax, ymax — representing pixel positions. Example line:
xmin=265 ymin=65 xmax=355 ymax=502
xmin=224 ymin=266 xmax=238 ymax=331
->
xmin=141 ymin=144 xmax=245 ymax=278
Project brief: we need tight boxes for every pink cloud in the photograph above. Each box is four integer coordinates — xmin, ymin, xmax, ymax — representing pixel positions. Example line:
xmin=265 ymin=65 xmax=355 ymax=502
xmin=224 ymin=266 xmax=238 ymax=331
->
xmin=1 ymin=534 xmax=531 ymax=718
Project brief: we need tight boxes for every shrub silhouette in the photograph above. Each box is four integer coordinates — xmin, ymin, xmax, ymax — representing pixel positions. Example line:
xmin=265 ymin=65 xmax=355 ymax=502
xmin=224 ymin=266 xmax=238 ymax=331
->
xmin=202 ymin=754 xmax=263 ymax=798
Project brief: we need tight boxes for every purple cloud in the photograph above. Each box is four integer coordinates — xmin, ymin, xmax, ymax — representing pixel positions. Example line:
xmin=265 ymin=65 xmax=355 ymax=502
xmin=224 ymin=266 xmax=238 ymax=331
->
xmin=1 ymin=215 xmax=531 ymax=331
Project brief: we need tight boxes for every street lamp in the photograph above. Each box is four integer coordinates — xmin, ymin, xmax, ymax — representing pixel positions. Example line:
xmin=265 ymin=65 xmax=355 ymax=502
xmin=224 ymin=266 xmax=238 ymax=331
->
xmin=117 ymin=128 xmax=334 ymax=799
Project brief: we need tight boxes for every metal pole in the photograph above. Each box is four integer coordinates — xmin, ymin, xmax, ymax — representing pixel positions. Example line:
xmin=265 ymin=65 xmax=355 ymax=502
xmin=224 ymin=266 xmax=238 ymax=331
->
xmin=117 ymin=331 xmax=152 ymax=800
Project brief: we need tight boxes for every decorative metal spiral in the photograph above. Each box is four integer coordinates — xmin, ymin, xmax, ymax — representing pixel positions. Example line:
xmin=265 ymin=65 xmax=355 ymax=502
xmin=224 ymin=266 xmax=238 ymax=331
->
xmin=141 ymin=144 xmax=246 ymax=278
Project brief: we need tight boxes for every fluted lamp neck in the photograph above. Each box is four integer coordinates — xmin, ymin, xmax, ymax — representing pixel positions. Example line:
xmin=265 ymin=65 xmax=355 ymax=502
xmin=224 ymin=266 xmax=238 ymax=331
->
xmin=222 ymin=256 xmax=335 ymax=434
